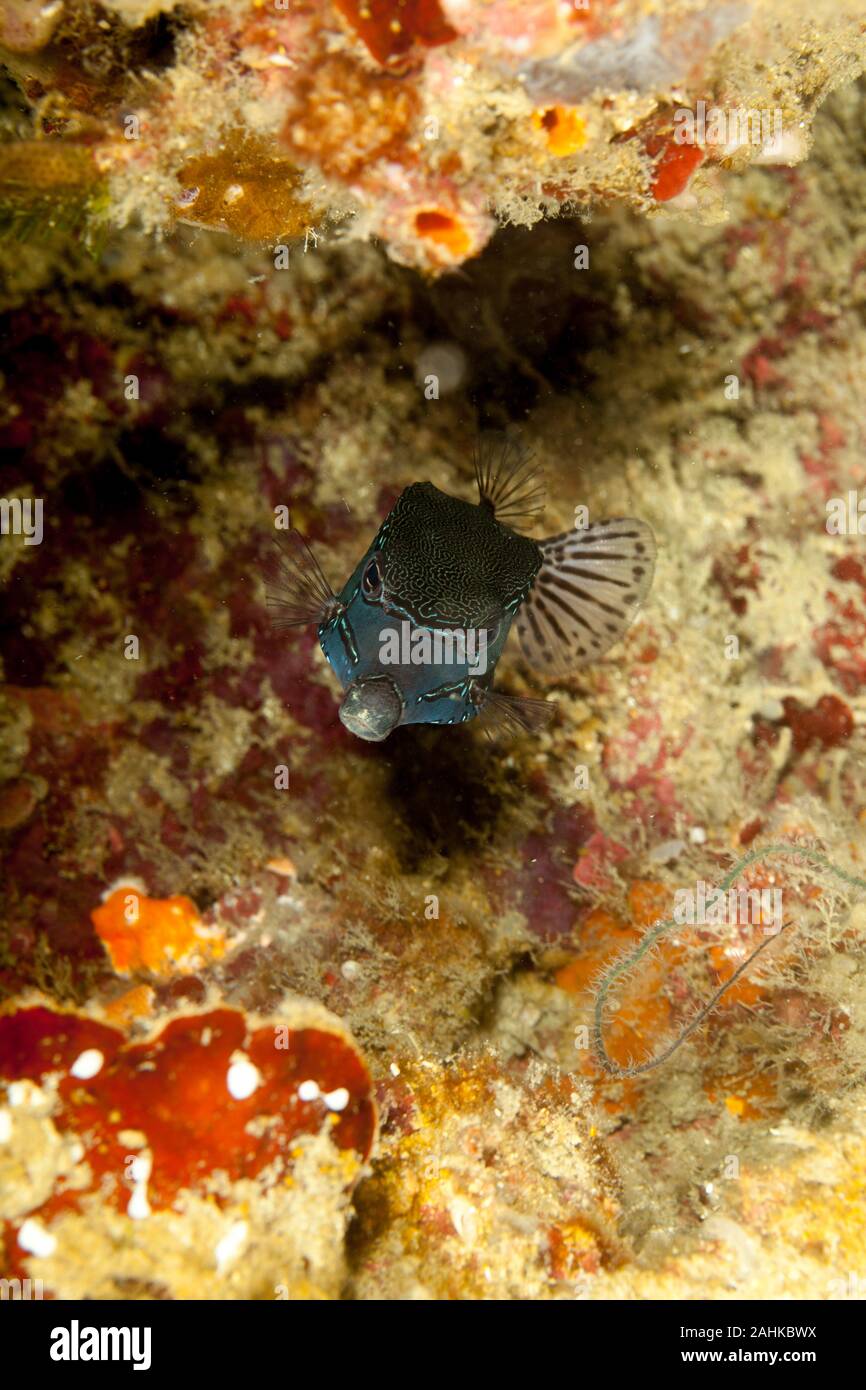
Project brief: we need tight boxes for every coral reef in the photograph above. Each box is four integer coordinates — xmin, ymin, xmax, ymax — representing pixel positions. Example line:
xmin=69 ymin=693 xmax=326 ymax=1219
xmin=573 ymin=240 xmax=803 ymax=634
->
xmin=349 ymin=1051 xmax=621 ymax=1299
xmin=1 ymin=997 xmax=375 ymax=1297
xmin=0 ymin=1 xmax=864 ymax=268
xmin=1 ymin=3 xmax=866 ymax=1304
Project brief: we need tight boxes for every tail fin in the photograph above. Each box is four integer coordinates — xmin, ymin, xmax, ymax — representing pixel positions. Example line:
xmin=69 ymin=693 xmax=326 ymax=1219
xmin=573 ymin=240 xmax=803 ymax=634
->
xmin=473 ymin=433 xmax=545 ymax=532
xmin=516 ymin=518 xmax=656 ymax=675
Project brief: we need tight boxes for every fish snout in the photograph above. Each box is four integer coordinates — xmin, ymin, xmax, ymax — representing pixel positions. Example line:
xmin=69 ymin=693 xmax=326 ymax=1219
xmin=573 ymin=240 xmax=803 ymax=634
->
xmin=339 ymin=675 xmax=403 ymax=742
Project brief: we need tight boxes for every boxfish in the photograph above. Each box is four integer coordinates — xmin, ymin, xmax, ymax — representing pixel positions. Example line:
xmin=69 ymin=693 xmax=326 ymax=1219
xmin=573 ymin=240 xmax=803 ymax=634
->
xmin=267 ymin=438 xmax=655 ymax=741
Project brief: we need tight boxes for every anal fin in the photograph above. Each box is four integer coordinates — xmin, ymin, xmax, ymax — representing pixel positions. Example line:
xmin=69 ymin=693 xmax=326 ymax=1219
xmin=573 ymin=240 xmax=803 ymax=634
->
xmin=470 ymin=680 xmax=555 ymax=737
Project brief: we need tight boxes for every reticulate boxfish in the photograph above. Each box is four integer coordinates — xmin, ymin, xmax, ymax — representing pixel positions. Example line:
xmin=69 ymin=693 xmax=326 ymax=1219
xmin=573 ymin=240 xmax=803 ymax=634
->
xmin=267 ymin=439 xmax=656 ymax=741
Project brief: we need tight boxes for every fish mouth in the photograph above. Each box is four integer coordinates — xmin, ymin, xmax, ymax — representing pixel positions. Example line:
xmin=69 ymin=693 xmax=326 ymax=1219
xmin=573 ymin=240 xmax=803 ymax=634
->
xmin=339 ymin=675 xmax=403 ymax=742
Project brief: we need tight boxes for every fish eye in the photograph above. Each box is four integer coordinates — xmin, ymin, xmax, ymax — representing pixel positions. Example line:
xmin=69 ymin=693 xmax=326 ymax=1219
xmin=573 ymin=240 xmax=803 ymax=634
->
xmin=362 ymin=554 xmax=383 ymax=600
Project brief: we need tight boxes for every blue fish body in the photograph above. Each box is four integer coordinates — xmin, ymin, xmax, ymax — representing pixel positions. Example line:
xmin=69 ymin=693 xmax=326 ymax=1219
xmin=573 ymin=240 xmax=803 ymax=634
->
xmin=318 ymin=482 xmax=540 ymax=736
xmin=267 ymin=441 xmax=656 ymax=741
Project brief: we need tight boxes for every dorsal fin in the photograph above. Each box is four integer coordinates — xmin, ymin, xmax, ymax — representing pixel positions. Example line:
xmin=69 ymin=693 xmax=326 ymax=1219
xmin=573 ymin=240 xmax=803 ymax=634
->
xmin=473 ymin=433 xmax=546 ymax=533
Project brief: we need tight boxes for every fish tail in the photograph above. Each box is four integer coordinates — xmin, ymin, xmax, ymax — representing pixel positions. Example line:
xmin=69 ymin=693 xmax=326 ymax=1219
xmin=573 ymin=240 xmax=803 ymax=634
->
xmin=516 ymin=518 xmax=656 ymax=675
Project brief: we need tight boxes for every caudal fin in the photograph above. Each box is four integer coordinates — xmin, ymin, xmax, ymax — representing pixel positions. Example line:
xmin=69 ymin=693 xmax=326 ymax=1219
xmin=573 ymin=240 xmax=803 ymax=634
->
xmin=516 ymin=518 xmax=656 ymax=676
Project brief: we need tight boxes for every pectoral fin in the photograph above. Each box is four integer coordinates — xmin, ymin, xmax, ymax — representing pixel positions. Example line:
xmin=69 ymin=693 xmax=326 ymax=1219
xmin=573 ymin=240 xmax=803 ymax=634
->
xmin=265 ymin=531 xmax=341 ymax=630
xmin=516 ymin=518 xmax=656 ymax=675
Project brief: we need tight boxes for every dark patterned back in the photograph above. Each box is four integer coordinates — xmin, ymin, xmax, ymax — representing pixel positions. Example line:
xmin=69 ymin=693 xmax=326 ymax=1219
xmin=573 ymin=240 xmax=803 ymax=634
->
xmin=375 ymin=483 xmax=542 ymax=626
